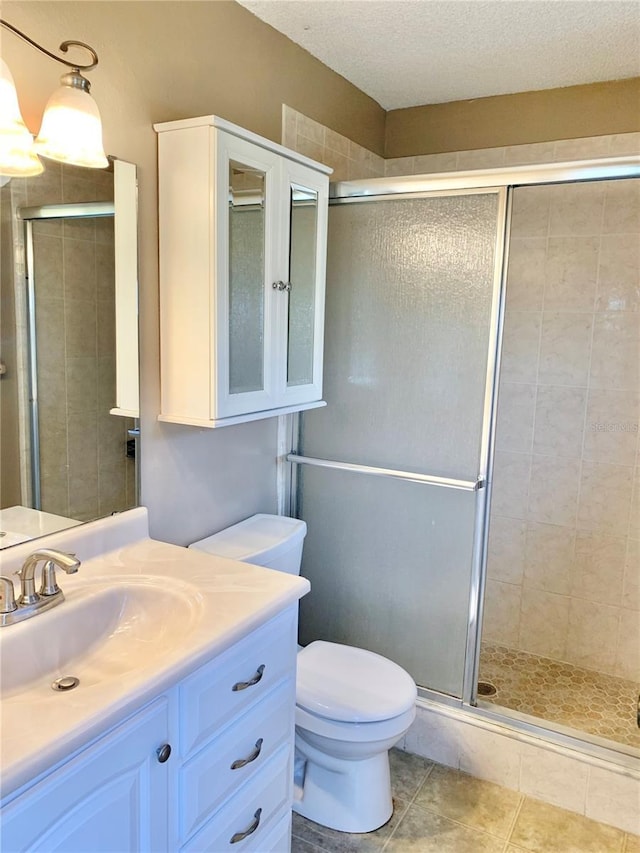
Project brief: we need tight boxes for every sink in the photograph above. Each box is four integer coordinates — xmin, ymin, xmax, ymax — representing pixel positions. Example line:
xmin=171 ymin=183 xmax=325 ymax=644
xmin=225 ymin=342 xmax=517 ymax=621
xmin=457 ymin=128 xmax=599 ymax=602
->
xmin=0 ymin=576 xmax=205 ymax=699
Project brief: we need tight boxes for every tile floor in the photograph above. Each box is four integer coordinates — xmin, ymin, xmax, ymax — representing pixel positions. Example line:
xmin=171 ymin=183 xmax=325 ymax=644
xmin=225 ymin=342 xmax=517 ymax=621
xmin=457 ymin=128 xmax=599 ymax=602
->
xmin=291 ymin=749 xmax=640 ymax=852
xmin=478 ymin=644 xmax=640 ymax=749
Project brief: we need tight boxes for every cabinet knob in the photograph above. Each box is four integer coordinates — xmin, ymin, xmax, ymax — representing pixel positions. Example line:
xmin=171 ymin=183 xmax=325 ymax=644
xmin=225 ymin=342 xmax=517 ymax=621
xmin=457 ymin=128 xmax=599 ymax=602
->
xmin=156 ymin=743 xmax=172 ymax=763
xmin=230 ymin=808 xmax=262 ymax=844
xmin=272 ymin=280 xmax=292 ymax=292
xmin=232 ymin=664 xmax=265 ymax=692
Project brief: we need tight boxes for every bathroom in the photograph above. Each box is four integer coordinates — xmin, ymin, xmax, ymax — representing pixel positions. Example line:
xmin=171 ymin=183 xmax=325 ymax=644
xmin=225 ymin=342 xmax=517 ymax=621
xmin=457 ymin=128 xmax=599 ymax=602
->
xmin=0 ymin=1 xmax=639 ymax=850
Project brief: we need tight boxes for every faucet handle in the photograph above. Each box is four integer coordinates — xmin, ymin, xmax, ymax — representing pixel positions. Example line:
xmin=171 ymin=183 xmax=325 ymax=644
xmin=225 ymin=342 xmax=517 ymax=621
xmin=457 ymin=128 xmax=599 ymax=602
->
xmin=0 ymin=577 xmax=17 ymax=614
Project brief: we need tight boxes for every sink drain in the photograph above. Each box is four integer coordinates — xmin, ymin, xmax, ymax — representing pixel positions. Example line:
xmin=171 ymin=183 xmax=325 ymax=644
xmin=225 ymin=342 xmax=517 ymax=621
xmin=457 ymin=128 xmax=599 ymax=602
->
xmin=477 ymin=680 xmax=497 ymax=697
xmin=52 ymin=676 xmax=80 ymax=692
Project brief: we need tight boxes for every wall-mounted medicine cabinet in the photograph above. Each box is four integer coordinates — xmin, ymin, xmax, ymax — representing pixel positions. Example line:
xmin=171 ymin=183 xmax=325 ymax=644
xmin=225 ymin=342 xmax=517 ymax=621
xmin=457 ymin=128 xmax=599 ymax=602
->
xmin=154 ymin=115 xmax=331 ymax=428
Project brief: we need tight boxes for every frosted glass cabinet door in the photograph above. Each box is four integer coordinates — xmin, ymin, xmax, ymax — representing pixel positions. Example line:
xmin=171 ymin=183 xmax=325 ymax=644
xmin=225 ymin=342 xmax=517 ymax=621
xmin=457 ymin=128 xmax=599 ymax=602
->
xmin=287 ymin=186 xmax=318 ymax=388
xmin=297 ymin=190 xmax=502 ymax=698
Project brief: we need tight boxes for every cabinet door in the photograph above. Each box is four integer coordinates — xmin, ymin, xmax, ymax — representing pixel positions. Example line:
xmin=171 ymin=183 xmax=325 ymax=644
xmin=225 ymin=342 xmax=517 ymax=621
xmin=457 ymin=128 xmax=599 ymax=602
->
xmin=276 ymin=160 xmax=328 ymax=407
xmin=215 ymin=132 xmax=282 ymax=419
xmin=1 ymin=699 xmax=170 ymax=853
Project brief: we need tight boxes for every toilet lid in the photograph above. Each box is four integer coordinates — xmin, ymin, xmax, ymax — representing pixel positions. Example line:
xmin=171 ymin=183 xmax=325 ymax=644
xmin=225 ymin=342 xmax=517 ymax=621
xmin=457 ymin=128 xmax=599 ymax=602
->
xmin=296 ymin=641 xmax=417 ymax=723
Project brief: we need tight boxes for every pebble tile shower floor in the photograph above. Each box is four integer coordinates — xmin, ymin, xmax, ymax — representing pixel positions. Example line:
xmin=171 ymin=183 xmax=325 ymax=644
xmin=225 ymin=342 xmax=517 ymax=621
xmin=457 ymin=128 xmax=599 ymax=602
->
xmin=479 ymin=644 xmax=640 ymax=749
xmin=292 ymin=749 xmax=640 ymax=852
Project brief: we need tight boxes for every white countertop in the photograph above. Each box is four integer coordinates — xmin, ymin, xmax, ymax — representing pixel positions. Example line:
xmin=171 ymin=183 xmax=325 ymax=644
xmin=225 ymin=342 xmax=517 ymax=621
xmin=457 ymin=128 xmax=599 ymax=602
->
xmin=0 ymin=509 xmax=309 ymax=802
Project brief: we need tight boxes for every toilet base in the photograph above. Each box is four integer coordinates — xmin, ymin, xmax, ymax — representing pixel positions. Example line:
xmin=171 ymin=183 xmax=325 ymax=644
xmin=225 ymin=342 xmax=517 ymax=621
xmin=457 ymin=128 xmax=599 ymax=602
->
xmin=292 ymin=732 xmax=393 ymax=833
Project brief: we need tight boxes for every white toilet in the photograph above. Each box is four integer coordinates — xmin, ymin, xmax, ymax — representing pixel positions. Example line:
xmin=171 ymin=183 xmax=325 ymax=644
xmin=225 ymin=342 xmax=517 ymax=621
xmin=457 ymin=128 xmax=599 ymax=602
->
xmin=190 ymin=514 xmax=416 ymax=834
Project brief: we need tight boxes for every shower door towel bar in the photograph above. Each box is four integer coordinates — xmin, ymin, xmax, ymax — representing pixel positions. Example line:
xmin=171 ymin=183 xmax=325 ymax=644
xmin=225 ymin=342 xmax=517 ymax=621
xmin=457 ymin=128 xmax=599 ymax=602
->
xmin=287 ymin=454 xmax=483 ymax=492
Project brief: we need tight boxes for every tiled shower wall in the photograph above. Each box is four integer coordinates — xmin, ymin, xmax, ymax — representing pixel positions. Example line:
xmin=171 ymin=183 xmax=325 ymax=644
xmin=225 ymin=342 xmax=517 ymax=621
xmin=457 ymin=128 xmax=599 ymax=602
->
xmin=7 ymin=162 xmax=135 ymax=521
xmin=484 ymin=178 xmax=640 ymax=682
xmin=283 ymin=107 xmax=640 ymax=682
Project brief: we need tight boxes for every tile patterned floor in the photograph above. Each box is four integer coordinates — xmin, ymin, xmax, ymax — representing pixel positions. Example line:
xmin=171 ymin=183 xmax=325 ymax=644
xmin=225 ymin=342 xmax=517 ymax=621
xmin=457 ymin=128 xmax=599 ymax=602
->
xmin=479 ymin=643 xmax=640 ymax=749
xmin=291 ymin=749 xmax=640 ymax=852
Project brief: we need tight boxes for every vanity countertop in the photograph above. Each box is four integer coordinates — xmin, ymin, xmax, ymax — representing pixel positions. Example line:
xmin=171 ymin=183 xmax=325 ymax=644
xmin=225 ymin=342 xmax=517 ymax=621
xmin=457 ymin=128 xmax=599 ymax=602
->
xmin=0 ymin=509 xmax=309 ymax=801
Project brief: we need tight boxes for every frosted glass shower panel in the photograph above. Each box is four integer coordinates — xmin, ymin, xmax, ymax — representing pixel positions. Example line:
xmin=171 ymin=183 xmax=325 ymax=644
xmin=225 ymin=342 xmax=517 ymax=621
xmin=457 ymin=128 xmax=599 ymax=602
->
xmin=287 ymin=187 xmax=318 ymax=387
xmin=301 ymin=193 xmax=500 ymax=480
xmin=228 ymin=161 xmax=265 ymax=395
xmin=298 ymin=466 xmax=477 ymax=696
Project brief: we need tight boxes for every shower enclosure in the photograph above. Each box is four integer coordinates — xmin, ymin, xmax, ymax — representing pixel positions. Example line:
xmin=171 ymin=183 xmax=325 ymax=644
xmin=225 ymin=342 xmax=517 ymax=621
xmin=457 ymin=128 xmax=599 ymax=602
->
xmin=287 ymin=159 xmax=640 ymax=759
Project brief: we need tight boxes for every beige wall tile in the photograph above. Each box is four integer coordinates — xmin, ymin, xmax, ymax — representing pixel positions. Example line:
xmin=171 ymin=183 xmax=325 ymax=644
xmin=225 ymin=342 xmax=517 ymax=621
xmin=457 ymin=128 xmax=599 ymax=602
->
xmin=548 ymin=182 xmax=606 ymax=237
xmin=403 ymin=708 xmax=461 ymax=769
xmin=538 ymin=311 xmax=593 ymax=386
xmin=622 ymin=538 xmax=640 ymax=610
xmin=501 ymin=311 xmax=541 ymax=383
xmin=66 ymin=356 xmax=98 ymax=414
xmin=65 ymin=298 xmax=97 ymax=358
xmin=64 ymin=238 xmax=97 ymax=302
xmin=596 ymin=233 xmax=640 ymax=313
xmin=96 ymin=243 xmax=115 ymax=302
xmin=519 ymin=745 xmax=589 ymax=814
xmin=510 ymin=186 xmax=551 ymax=238
xmin=482 ymin=579 xmax=521 ymax=646
xmin=457 ymin=726 xmax=521 ymax=789
xmin=456 ymin=147 xmax=506 ymax=170
xmin=487 ymin=515 xmax=526 ymax=584
xmin=567 ymin=598 xmax=620 ymax=672
xmin=578 ymin=461 xmax=634 ymax=536
xmin=553 ymin=136 xmax=611 ymax=162
xmin=491 ymin=451 xmax=531 ymax=519
xmin=590 ymin=312 xmax=640 ymax=391
xmin=544 ymin=236 xmax=599 ymax=312
xmin=609 ymin=132 xmax=640 ymax=156
xmin=586 ymin=767 xmax=640 ymax=836
xmin=533 ymin=385 xmax=587 ymax=459
xmin=384 ymin=156 xmax=415 ymax=177
xmin=413 ymin=152 xmax=458 ymax=173
xmin=33 ymin=235 xmax=64 ymax=300
xmin=524 ymin=522 xmax=575 ymax=595
xmin=296 ymin=113 xmax=324 ymax=145
xmin=505 ymin=238 xmax=546 ymax=312
xmin=519 ymin=587 xmax=570 ymax=659
xmin=584 ymin=388 xmax=640 ymax=466
xmin=572 ymin=531 xmax=626 ymax=606
xmin=504 ymin=141 xmax=556 ymax=166
xmin=295 ymin=134 xmax=324 ymax=163
xmin=630 ymin=467 xmax=640 ymax=539
xmin=324 ymin=127 xmax=351 ymax=157
xmin=603 ymin=179 xmax=640 ymax=234
xmin=527 ymin=455 xmax=581 ymax=527
xmin=281 ymin=105 xmax=297 ymax=149
xmin=614 ymin=608 xmax=640 ymax=681
xmin=495 ymin=382 xmax=536 ymax=453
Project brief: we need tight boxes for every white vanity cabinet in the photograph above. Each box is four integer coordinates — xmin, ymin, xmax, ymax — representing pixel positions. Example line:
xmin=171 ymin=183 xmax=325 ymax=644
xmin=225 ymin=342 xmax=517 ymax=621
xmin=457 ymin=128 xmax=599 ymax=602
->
xmin=154 ymin=115 xmax=331 ymax=428
xmin=1 ymin=608 xmax=298 ymax=853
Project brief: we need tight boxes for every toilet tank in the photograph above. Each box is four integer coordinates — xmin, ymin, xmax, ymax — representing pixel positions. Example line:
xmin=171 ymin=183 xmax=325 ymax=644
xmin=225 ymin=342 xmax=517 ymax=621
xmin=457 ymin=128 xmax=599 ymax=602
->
xmin=189 ymin=513 xmax=307 ymax=575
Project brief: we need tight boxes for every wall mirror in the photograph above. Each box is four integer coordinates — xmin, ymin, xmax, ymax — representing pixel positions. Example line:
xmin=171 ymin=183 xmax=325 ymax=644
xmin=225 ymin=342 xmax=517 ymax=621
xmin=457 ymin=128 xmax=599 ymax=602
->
xmin=0 ymin=158 xmax=139 ymax=549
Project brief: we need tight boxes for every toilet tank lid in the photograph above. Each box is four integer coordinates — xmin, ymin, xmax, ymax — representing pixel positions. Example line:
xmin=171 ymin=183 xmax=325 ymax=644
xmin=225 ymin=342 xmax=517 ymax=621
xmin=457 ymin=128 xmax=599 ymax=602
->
xmin=297 ymin=641 xmax=417 ymax=723
xmin=189 ymin=514 xmax=307 ymax=562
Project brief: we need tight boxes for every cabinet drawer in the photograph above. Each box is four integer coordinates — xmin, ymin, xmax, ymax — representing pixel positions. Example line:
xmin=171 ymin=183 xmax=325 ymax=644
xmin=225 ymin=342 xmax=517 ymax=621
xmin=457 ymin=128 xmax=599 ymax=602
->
xmin=180 ymin=746 xmax=291 ymax=852
xmin=180 ymin=609 xmax=296 ymax=756
xmin=179 ymin=679 xmax=295 ymax=840
xmin=254 ymin=812 xmax=291 ymax=853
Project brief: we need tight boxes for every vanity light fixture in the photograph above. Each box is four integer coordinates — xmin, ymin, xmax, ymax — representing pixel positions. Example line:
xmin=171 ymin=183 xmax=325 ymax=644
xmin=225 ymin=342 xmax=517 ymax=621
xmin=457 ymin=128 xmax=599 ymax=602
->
xmin=0 ymin=18 xmax=108 ymax=176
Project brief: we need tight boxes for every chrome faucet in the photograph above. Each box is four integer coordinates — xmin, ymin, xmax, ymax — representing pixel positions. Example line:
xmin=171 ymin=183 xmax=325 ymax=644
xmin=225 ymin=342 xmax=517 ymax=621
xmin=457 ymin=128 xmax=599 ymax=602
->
xmin=0 ymin=549 xmax=80 ymax=627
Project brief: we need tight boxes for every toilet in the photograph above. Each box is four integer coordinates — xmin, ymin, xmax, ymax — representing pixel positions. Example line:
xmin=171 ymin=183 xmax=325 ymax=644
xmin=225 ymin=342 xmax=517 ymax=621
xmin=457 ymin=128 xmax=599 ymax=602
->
xmin=189 ymin=514 xmax=416 ymax=834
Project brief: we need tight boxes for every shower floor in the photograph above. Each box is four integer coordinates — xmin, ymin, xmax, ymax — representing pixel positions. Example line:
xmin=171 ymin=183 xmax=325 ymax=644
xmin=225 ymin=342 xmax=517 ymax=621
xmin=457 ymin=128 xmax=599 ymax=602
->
xmin=479 ymin=643 xmax=640 ymax=750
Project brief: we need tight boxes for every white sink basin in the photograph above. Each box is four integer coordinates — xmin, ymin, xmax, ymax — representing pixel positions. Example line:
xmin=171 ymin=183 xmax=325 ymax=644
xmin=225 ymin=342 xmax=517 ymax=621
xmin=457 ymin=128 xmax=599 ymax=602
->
xmin=0 ymin=576 xmax=205 ymax=699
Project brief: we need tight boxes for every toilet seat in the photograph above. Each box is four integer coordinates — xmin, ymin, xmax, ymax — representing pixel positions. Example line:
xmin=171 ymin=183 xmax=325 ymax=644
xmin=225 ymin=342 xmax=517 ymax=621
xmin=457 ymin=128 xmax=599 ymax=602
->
xmin=296 ymin=702 xmax=416 ymax=743
xmin=296 ymin=641 xmax=417 ymax=723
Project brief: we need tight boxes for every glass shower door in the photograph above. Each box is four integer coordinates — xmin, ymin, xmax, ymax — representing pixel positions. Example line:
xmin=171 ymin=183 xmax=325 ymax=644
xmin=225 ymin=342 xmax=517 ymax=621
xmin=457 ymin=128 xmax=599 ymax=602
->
xmin=295 ymin=190 xmax=505 ymax=698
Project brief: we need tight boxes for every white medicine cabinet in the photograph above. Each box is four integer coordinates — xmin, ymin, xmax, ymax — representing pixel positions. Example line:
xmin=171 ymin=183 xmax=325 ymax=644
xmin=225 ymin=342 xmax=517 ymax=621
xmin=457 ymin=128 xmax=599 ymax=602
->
xmin=154 ymin=115 xmax=331 ymax=427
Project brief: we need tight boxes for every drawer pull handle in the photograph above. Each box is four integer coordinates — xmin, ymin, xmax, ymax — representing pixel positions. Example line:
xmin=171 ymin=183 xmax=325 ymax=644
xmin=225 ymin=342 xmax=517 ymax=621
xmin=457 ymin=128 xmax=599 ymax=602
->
xmin=232 ymin=664 xmax=265 ymax=692
xmin=230 ymin=808 xmax=262 ymax=844
xmin=156 ymin=744 xmax=172 ymax=763
xmin=230 ymin=738 xmax=264 ymax=770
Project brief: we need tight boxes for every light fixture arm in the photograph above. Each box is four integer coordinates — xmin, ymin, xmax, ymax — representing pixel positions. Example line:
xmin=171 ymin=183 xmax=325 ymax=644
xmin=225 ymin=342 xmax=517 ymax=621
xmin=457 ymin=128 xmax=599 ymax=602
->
xmin=0 ymin=19 xmax=98 ymax=73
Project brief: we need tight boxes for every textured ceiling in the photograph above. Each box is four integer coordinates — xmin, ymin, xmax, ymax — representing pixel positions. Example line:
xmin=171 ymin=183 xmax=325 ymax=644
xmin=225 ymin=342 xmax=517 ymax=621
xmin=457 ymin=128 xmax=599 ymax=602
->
xmin=237 ymin=0 xmax=640 ymax=110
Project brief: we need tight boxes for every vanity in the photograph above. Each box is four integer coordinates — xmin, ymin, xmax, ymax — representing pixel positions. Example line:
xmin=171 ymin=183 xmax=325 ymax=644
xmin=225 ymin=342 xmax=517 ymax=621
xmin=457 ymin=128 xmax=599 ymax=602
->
xmin=0 ymin=508 xmax=309 ymax=852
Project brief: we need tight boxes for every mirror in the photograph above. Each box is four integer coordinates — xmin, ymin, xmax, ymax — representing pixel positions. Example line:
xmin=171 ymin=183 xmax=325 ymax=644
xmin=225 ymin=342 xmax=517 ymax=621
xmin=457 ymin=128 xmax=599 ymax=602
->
xmin=0 ymin=158 xmax=139 ymax=549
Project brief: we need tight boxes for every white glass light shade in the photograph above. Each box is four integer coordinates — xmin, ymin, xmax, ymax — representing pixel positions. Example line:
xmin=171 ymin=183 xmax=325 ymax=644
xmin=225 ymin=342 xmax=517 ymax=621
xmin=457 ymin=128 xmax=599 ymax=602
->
xmin=0 ymin=59 xmax=43 ymax=177
xmin=34 ymin=83 xmax=108 ymax=169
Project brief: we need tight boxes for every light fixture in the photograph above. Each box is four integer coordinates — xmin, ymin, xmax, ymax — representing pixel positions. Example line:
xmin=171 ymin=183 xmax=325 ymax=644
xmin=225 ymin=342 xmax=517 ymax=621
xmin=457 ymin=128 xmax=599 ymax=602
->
xmin=0 ymin=18 xmax=108 ymax=176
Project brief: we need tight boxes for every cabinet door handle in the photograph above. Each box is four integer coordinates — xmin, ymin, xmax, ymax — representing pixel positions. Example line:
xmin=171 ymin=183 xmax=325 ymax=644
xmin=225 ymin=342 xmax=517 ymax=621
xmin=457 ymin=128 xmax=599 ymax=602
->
xmin=232 ymin=664 xmax=265 ymax=692
xmin=230 ymin=808 xmax=262 ymax=844
xmin=156 ymin=743 xmax=172 ymax=763
xmin=230 ymin=738 xmax=264 ymax=770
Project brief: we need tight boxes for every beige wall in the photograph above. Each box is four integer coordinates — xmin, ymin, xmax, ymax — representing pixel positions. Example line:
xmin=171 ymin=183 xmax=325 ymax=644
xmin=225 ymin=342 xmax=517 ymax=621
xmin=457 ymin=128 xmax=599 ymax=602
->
xmin=2 ymin=0 xmax=385 ymax=545
xmin=385 ymin=78 xmax=640 ymax=157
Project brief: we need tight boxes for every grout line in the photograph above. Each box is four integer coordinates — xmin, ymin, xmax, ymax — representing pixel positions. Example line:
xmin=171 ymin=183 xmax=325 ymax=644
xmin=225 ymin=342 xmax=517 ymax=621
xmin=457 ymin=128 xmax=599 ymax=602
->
xmin=504 ymin=792 xmax=526 ymax=847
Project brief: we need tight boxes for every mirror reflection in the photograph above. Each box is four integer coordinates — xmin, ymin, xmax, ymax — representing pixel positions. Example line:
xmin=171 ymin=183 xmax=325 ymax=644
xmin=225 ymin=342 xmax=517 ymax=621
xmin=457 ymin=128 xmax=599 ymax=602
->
xmin=0 ymin=159 xmax=139 ymax=548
